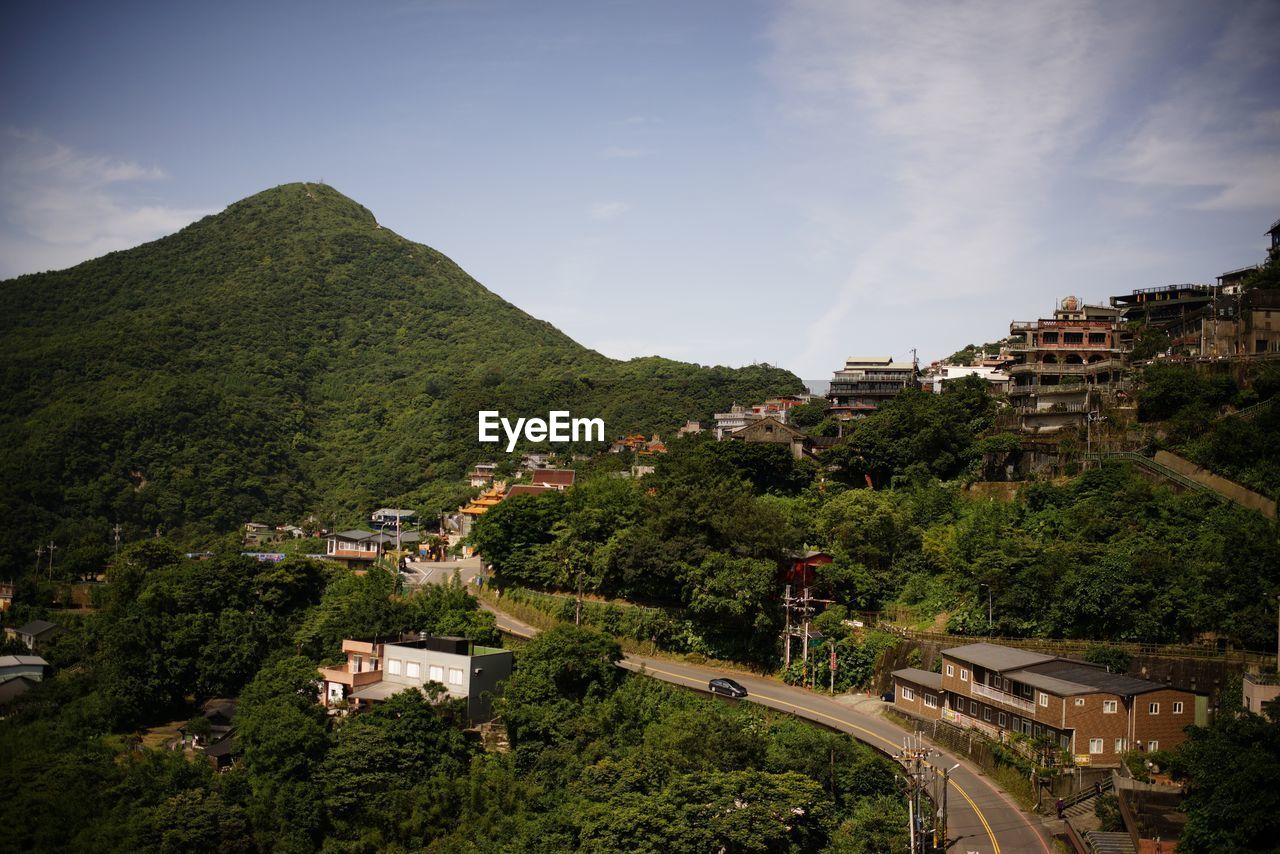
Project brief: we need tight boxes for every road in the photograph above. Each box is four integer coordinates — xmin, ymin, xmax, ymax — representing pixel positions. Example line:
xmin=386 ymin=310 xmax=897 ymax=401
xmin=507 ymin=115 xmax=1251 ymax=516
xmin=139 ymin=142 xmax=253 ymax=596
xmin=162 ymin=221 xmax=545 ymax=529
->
xmin=483 ymin=602 xmax=1052 ymax=854
xmin=401 ymin=556 xmax=486 ymax=588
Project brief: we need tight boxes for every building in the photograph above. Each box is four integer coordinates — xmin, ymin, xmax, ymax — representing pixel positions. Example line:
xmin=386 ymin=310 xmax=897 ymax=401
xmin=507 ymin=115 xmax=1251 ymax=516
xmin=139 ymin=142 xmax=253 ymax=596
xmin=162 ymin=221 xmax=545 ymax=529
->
xmin=1269 ymin=216 xmax=1280 ymax=265
xmin=4 ymin=619 xmax=62 ymax=650
xmin=712 ymin=404 xmax=754 ymax=439
xmin=783 ymin=551 xmax=834 ymax=590
xmin=0 ymin=581 xmax=13 ymax=612
xmin=677 ymin=420 xmax=702 ymax=436
xmin=371 ymin=508 xmax=417 ymax=528
xmin=1242 ymin=672 xmax=1280 ymax=715
xmin=1111 ymin=284 xmax=1215 ymax=339
xmin=725 ymin=416 xmax=808 ymax=460
xmin=324 ymin=530 xmax=384 ymax=569
xmin=894 ymin=643 xmax=1203 ymax=766
xmin=891 ymin=667 xmax=945 ymax=720
xmin=1007 ymin=296 xmax=1129 ymax=433
xmin=1202 ymin=287 xmax=1280 ymax=357
xmin=826 ymin=357 xmax=917 ymax=419
xmin=0 ymin=654 xmax=48 ymax=705
xmin=527 ymin=468 xmax=576 ymax=490
xmin=469 ymin=463 xmax=498 ymax=488
xmin=319 ymin=635 xmax=513 ymax=722
xmin=452 ymin=486 xmax=507 ymax=537
xmin=924 ymin=364 xmax=1010 ymax=395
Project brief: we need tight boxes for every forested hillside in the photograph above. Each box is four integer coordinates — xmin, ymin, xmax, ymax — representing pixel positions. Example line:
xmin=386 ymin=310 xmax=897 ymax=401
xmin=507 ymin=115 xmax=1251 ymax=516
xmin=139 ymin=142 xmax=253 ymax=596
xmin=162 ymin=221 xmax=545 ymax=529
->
xmin=0 ymin=183 xmax=801 ymax=573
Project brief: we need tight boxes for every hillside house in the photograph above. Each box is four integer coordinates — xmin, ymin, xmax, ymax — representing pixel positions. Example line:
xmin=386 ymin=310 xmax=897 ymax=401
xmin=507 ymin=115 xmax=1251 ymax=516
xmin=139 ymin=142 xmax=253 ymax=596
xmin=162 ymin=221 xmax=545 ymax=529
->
xmin=320 ymin=635 xmax=513 ymax=722
xmin=1007 ymin=296 xmax=1129 ymax=433
xmin=324 ymin=530 xmax=384 ymax=568
xmin=5 ymin=619 xmax=62 ymax=650
xmin=726 ymin=416 xmax=808 ymax=460
xmin=826 ymin=357 xmax=917 ymax=419
xmin=894 ymin=643 xmax=1204 ymax=767
xmin=0 ymin=654 xmax=48 ymax=705
xmin=469 ymin=463 xmax=497 ymax=488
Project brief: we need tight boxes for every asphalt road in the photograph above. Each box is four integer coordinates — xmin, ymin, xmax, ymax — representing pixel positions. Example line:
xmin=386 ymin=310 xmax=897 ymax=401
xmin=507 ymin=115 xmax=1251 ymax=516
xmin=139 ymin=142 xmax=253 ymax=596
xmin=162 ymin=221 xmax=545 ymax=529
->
xmin=483 ymin=603 xmax=1052 ymax=854
xmin=401 ymin=557 xmax=486 ymax=588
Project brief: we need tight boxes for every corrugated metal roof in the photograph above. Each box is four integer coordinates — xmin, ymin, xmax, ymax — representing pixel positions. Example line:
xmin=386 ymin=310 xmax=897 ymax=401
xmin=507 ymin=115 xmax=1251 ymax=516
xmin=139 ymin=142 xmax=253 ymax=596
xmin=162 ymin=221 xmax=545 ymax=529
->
xmin=1021 ymin=661 xmax=1170 ymax=697
xmin=942 ymin=643 xmax=1057 ymax=672
xmin=892 ymin=667 xmax=943 ymax=690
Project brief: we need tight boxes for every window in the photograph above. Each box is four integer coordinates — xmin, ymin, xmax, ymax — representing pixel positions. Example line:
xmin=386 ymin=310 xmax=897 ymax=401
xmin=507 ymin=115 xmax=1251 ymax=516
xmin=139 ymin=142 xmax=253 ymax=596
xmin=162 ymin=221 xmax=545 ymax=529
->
xmin=924 ymin=694 xmax=938 ymax=709
xmin=1034 ymin=725 xmax=1041 ymax=737
xmin=429 ymin=665 xmax=444 ymax=683
xmin=946 ymin=664 xmax=955 ymax=677
xmin=1039 ymin=692 xmax=1049 ymax=707
xmin=1147 ymin=740 xmax=1158 ymax=752
xmin=998 ymin=712 xmax=1007 ymax=727
xmin=388 ymin=659 xmax=402 ymax=676
xmin=406 ymin=661 xmax=421 ymax=679
xmin=1148 ymin=702 xmax=1159 ymax=715
xmin=1042 ymin=332 xmax=1059 ymax=344
xmin=448 ymin=668 xmax=464 ymax=686
xmin=901 ymin=686 xmax=915 ymax=701
xmin=1089 ymin=738 xmax=1104 ymax=755
xmin=352 ymin=655 xmax=362 ymax=673
xmin=1103 ymin=700 xmax=1117 ymax=714
xmin=369 ymin=658 xmax=379 ymax=671
xmin=1114 ymin=738 xmax=1126 ymax=753
xmin=983 ymin=708 xmax=992 ymax=722
xmin=969 ymin=701 xmax=977 ymax=716
xmin=1075 ymin=698 xmax=1085 ymax=706
xmin=1172 ymin=701 xmax=1183 ymax=714
xmin=960 ymin=669 xmax=969 ymax=682
xmin=1063 ymin=332 xmax=1084 ymax=344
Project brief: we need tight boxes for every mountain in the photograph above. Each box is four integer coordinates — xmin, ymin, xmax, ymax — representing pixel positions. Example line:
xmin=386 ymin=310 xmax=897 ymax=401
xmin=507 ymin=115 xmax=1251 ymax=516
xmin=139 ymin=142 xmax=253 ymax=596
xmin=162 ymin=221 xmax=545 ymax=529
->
xmin=0 ymin=183 xmax=801 ymax=569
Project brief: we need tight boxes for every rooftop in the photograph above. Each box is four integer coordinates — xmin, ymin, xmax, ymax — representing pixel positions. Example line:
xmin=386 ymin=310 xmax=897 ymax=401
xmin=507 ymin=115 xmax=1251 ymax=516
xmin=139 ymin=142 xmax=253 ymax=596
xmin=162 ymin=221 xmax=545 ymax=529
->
xmin=942 ymin=642 xmax=1056 ymax=672
xmin=893 ymin=667 xmax=943 ymax=690
xmin=0 ymin=655 xmax=48 ymax=668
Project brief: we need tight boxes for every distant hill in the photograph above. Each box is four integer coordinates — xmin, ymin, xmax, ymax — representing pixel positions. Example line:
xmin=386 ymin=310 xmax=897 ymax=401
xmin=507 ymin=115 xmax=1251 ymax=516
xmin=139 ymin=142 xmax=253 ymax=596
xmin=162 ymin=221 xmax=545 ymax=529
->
xmin=0 ymin=183 xmax=801 ymax=568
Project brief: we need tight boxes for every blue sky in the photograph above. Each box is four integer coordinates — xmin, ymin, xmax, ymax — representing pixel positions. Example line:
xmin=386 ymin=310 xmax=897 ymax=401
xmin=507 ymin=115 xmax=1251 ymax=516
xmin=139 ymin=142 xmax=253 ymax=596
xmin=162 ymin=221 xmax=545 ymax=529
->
xmin=2 ymin=0 xmax=1277 ymax=379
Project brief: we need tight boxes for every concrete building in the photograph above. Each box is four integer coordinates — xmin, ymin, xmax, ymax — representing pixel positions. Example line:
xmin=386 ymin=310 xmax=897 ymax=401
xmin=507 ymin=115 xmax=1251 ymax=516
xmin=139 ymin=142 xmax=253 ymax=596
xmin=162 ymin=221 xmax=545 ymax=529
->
xmin=826 ymin=357 xmax=917 ymax=419
xmin=1201 ymin=287 xmax=1280 ymax=357
xmin=1007 ymin=296 xmax=1129 ymax=434
xmin=469 ymin=463 xmax=497 ymax=488
xmin=320 ymin=635 xmax=512 ymax=722
xmin=1242 ymin=672 xmax=1280 ymax=715
xmin=895 ymin=643 xmax=1204 ymax=767
xmin=4 ymin=619 xmax=62 ymax=650
xmin=924 ymin=364 xmax=1010 ymax=395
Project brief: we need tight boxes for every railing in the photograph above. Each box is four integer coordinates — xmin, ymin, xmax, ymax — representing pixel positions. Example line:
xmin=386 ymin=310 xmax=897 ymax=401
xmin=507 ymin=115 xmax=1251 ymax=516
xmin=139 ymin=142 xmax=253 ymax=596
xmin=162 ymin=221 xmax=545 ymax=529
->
xmin=318 ymin=664 xmax=383 ymax=688
xmin=1081 ymin=452 xmax=1213 ymax=496
xmin=971 ymin=681 xmax=1037 ymax=713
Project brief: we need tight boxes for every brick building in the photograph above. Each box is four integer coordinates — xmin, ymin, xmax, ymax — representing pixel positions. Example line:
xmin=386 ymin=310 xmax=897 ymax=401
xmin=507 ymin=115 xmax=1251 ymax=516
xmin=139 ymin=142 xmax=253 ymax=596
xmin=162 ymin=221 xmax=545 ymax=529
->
xmin=893 ymin=643 xmax=1204 ymax=766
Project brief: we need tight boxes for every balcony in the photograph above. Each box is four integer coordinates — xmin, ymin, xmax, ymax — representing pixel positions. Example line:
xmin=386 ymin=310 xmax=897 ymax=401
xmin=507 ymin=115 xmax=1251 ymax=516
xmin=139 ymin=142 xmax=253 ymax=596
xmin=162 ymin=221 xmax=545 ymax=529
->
xmin=971 ymin=681 xmax=1036 ymax=713
xmin=318 ymin=664 xmax=383 ymax=688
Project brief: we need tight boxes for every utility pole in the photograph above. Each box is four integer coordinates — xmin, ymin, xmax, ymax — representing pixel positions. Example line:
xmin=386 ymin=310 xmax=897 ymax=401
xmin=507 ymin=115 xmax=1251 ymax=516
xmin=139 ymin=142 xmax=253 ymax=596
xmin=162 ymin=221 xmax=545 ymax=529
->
xmin=34 ymin=545 xmax=43 ymax=574
xmin=112 ymin=522 xmax=122 ymax=555
xmin=46 ymin=541 xmax=56 ymax=581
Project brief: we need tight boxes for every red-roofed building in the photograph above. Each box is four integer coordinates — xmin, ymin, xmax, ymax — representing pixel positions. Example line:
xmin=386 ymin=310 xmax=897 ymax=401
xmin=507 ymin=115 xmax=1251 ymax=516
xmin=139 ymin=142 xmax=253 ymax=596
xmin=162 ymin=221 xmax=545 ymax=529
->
xmin=529 ymin=468 xmax=576 ymax=490
xmin=784 ymin=551 xmax=833 ymax=589
xmin=506 ymin=484 xmax=552 ymax=498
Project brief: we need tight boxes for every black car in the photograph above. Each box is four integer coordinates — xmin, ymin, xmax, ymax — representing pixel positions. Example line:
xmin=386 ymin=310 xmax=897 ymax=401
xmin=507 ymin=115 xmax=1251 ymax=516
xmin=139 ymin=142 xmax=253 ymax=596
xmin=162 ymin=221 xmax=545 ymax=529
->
xmin=708 ymin=678 xmax=748 ymax=698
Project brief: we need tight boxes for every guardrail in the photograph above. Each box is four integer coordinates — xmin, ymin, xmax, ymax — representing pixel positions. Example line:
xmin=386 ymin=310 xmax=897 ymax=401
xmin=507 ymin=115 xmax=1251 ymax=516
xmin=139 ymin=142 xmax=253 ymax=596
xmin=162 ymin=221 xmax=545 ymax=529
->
xmin=971 ymin=681 xmax=1037 ymax=713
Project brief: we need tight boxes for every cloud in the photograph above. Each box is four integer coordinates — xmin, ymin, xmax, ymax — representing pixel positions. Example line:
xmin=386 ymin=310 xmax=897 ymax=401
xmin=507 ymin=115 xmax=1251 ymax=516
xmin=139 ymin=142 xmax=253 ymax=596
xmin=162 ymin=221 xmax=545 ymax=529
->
xmin=589 ymin=200 xmax=630 ymax=221
xmin=0 ymin=131 xmax=212 ymax=278
xmin=1100 ymin=1 xmax=1280 ymax=211
xmin=767 ymin=1 xmax=1139 ymax=368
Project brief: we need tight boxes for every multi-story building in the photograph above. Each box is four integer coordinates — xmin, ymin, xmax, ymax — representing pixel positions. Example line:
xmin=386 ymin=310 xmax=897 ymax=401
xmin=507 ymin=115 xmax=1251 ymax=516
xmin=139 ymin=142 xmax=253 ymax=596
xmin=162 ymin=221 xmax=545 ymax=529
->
xmin=1202 ymin=287 xmax=1280 ymax=357
xmin=826 ymin=357 xmax=917 ymax=418
xmin=1007 ymin=296 xmax=1128 ymax=433
xmin=894 ymin=643 xmax=1203 ymax=766
xmin=469 ymin=463 xmax=497 ymax=488
xmin=319 ymin=635 xmax=513 ymax=722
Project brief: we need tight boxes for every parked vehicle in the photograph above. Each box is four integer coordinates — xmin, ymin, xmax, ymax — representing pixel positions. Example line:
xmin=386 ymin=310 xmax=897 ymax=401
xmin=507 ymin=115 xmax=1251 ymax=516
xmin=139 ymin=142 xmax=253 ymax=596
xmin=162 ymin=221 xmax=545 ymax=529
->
xmin=708 ymin=677 xmax=748 ymax=698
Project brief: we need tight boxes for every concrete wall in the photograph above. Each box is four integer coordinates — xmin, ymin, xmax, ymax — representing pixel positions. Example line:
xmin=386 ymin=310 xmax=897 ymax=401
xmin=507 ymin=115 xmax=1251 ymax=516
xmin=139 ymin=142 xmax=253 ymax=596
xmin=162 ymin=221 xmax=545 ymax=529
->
xmin=1154 ymin=450 xmax=1276 ymax=519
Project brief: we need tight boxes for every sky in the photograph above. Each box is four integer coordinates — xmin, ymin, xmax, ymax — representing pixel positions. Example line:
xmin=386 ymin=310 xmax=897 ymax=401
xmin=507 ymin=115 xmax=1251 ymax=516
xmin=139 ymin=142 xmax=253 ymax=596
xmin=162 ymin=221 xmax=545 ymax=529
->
xmin=1 ymin=0 xmax=1277 ymax=380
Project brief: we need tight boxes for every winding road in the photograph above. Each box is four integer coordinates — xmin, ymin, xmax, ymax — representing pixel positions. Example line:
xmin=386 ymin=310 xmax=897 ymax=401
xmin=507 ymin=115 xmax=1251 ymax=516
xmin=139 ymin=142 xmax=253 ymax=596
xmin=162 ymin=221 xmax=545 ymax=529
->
xmin=483 ymin=602 xmax=1052 ymax=854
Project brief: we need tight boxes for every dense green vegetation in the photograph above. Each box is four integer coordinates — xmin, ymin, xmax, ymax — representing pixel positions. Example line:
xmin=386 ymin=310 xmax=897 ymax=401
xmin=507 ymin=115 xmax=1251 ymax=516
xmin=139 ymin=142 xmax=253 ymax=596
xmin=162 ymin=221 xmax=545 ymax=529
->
xmin=0 ymin=544 xmax=905 ymax=853
xmin=474 ymin=379 xmax=1279 ymax=653
xmin=0 ymin=182 xmax=801 ymax=577
xmin=1137 ymin=361 xmax=1280 ymax=497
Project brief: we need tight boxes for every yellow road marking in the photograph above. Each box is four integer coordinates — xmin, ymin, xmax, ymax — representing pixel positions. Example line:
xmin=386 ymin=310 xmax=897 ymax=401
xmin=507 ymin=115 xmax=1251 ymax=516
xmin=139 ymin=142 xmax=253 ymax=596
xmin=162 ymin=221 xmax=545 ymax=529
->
xmin=636 ymin=661 xmax=1003 ymax=854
